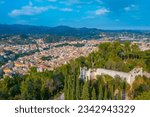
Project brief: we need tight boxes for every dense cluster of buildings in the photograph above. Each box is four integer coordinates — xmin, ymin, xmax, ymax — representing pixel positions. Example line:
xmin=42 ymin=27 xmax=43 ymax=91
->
xmin=0 ymin=40 xmax=102 ymax=78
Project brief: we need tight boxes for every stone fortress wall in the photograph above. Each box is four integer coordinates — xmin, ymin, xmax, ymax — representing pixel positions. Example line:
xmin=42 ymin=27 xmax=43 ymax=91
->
xmin=80 ymin=67 xmax=143 ymax=85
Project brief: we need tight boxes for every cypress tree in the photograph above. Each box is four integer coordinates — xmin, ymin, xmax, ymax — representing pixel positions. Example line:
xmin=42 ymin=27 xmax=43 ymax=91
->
xmin=98 ymin=84 xmax=103 ymax=100
xmin=76 ymin=78 xmax=80 ymax=100
xmin=123 ymin=81 xmax=126 ymax=100
xmin=68 ymin=75 xmax=73 ymax=100
xmin=103 ymin=86 xmax=107 ymax=100
xmin=21 ymin=78 xmax=35 ymax=100
xmin=72 ymin=75 xmax=76 ymax=100
xmin=41 ymin=81 xmax=49 ymax=100
xmin=64 ymin=76 xmax=68 ymax=100
xmin=67 ymin=76 xmax=71 ymax=100
xmin=81 ymin=81 xmax=90 ymax=100
xmin=111 ymin=85 xmax=115 ymax=100
xmin=91 ymin=87 xmax=96 ymax=100
xmin=118 ymin=90 xmax=122 ymax=100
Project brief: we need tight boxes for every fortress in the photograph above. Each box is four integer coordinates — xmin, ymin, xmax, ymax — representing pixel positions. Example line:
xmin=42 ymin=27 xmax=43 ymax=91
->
xmin=79 ymin=67 xmax=143 ymax=85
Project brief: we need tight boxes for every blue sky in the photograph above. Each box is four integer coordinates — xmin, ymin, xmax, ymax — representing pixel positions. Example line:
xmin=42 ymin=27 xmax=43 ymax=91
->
xmin=0 ymin=0 xmax=150 ymax=29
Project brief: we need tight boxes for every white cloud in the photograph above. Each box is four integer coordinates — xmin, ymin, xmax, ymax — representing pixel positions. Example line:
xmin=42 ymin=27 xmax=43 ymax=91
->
xmin=9 ymin=2 xmax=73 ymax=17
xmin=124 ymin=4 xmax=136 ymax=11
xmin=60 ymin=8 xmax=72 ymax=12
xmin=124 ymin=7 xmax=130 ymax=11
xmin=82 ymin=16 xmax=95 ymax=20
xmin=95 ymin=0 xmax=103 ymax=4
xmin=95 ymin=8 xmax=110 ymax=15
xmin=131 ymin=4 xmax=136 ymax=7
xmin=9 ymin=5 xmax=49 ymax=17
xmin=48 ymin=6 xmax=57 ymax=10
xmin=83 ymin=8 xmax=109 ymax=20
xmin=60 ymin=0 xmax=92 ymax=6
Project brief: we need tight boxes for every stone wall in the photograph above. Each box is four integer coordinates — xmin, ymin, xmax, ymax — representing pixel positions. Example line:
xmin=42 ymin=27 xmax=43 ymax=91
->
xmin=80 ymin=67 xmax=143 ymax=85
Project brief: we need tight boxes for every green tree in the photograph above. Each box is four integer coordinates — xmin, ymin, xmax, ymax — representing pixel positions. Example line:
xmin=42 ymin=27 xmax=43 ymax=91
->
xmin=91 ymin=87 xmax=96 ymax=100
xmin=135 ymin=91 xmax=150 ymax=100
xmin=21 ymin=78 xmax=36 ymax=100
xmin=67 ymin=76 xmax=73 ymax=100
xmin=76 ymin=79 xmax=80 ymax=100
xmin=118 ymin=90 xmax=122 ymax=100
xmin=98 ymin=84 xmax=103 ymax=100
xmin=41 ymin=80 xmax=50 ymax=100
xmin=64 ymin=76 xmax=68 ymax=100
xmin=81 ymin=81 xmax=90 ymax=100
xmin=103 ymin=86 xmax=107 ymax=100
xmin=110 ymin=85 xmax=114 ymax=100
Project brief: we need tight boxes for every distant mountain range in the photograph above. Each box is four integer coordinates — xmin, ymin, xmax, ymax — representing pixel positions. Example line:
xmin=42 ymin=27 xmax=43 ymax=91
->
xmin=0 ymin=24 xmax=102 ymax=35
xmin=0 ymin=24 xmax=147 ymax=33
xmin=0 ymin=24 xmax=149 ymax=39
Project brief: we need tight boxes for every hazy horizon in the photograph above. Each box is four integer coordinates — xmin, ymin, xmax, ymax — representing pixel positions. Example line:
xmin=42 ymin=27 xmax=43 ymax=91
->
xmin=1 ymin=23 xmax=150 ymax=31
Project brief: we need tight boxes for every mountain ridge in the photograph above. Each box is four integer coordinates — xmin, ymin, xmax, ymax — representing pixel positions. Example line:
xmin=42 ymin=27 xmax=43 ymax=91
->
xmin=0 ymin=24 xmax=147 ymax=34
xmin=0 ymin=24 xmax=149 ymax=40
xmin=0 ymin=24 xmax=101 ymax=34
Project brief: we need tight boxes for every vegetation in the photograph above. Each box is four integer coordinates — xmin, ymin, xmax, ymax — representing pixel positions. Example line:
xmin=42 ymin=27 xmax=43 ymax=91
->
xmin=41 ymin=56 xmax=53 ymax=61
xmin=0 ymin=42 xmax=150 ymax=100
xmin=54 ymin=43 xmax=85 ymax=47
xmin=63 ymin=41 xmax=150 ymax=100
xmin=134 ymin=91 xmax=150 ymax=100
xmin=132 ymin=76 xmax=150 ymax=99
xmin=0 ymin=67 xmax=64 ymax=100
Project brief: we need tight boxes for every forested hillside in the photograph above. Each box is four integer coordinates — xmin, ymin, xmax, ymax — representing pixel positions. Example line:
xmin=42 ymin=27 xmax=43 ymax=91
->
xmin=63 ymin=42 xmax=150 ymax=100
xmin=0 ymin=42 xmax=150 ymax=100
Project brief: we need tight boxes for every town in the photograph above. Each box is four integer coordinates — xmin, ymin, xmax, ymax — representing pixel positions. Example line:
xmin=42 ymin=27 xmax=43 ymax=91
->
xmin=0 ymin=39 xmax=101 ymax=78
xmin=0 ymin=36 xmax=150 ymax=78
